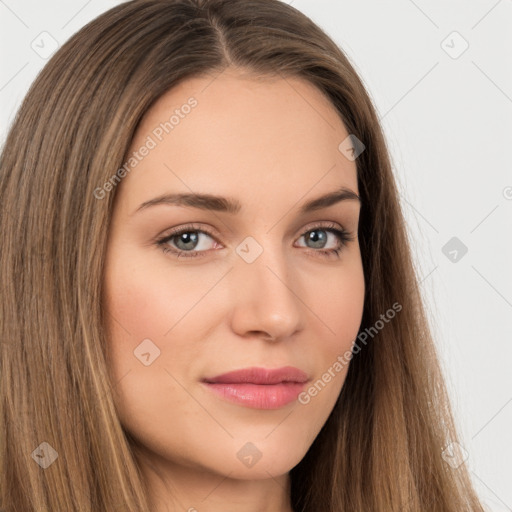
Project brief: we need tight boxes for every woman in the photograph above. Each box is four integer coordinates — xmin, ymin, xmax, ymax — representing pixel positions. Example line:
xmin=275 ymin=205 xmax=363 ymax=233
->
xmin=0 ymin=0 xmax=486 ymax=510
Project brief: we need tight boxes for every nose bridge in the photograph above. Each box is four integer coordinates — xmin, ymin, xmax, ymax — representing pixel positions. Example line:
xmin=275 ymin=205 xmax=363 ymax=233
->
xmin=229 ymin=233 xmax=304 ymax=340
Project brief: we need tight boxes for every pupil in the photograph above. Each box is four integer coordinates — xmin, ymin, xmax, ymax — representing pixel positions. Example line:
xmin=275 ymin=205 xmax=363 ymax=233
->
xmin=308 ymin=230 xmax=326 ymax=248
xmin=178 ymin=232 xmax=198 ymax=250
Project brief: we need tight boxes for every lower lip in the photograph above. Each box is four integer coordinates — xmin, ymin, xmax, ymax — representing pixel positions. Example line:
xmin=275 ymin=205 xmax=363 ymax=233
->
xmin=202 ymin=382 xmax=306 ymax=409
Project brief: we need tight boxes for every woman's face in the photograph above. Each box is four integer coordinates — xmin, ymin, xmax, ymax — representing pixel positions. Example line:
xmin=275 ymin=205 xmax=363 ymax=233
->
xmin=103 ymin=68 xmax=364 ymax=487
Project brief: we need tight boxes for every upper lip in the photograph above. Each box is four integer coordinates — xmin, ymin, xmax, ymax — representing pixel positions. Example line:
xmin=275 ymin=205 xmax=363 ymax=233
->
xmin=202 ymin=366 xmax=309 ymax=385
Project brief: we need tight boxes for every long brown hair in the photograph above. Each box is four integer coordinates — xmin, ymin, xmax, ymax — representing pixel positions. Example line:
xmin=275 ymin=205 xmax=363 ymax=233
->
xmin=0 ymin=0 xmax=486 ymax=510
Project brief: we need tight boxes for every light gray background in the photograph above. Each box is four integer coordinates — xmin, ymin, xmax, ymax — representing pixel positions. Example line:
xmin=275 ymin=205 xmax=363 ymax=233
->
xmin=1 ymin=1 xmax=511 ymax=510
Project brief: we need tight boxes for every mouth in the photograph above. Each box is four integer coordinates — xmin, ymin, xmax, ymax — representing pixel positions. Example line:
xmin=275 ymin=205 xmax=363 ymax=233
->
xmin=201 ymin=366 xmax=309 ymax=409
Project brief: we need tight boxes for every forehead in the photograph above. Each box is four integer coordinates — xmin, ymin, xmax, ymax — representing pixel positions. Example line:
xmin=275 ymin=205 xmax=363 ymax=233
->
xmin=120 ymin=69 xmax=358 ymax=209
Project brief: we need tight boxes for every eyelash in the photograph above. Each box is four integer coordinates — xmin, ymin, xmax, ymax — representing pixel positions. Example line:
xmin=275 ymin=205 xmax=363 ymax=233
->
xmin=155 ymin=222 xmax=355 ymax=260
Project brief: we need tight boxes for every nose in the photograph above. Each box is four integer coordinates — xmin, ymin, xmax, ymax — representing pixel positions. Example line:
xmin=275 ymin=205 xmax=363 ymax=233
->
xmin=228 ymin=241 xmax=304 ymax=342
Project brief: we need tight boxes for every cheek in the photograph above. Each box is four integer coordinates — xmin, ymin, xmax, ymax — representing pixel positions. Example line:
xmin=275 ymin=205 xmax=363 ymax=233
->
xmin=104 ymin=244 xmax=365 ymax=383
xmin=292 ymin=257 xmax=365 ymax=426
xmin=102 ymin=250 xmax=199 ymax=394
xmin=314 ymin=257 xmax=365 ymax=352
xmin=102 ymin=254 xmax=213 ymax=443
xmin=104 ymin=252 xmax=216 ymax=344
xmin=102 ymin=247 xmax=232 ymax=396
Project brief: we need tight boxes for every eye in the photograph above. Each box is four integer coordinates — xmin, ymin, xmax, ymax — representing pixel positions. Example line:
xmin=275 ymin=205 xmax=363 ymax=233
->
xmin=155 ymin=221 xmax=355 ymax=259
xmin=156 ymin=223 xmax=218 ymax=259
xmin=295 ymin=221 xmax=356 ymax=259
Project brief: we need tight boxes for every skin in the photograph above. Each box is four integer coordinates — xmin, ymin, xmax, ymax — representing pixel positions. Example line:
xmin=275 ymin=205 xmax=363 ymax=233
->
xmin=103 ymin=67 xmax=365 ymax=512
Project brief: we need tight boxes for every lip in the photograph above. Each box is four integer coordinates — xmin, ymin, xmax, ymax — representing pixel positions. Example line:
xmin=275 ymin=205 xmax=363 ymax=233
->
xmin=201 ymin=366 xmax=309 ymax=410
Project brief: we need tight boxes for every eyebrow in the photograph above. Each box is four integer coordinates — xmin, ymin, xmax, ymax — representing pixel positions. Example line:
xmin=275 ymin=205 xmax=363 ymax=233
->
xmin=133 ymin=186 xmax=361 ymax=216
